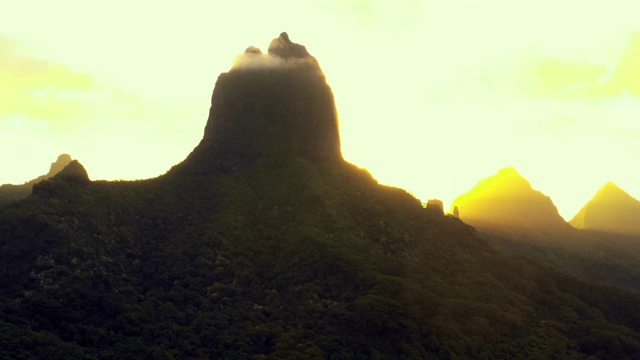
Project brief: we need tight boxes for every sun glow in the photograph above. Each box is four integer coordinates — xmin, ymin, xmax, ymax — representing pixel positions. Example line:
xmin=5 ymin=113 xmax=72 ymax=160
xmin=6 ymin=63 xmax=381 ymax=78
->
xmin=2 ymin=0 xmax=640 ymax=220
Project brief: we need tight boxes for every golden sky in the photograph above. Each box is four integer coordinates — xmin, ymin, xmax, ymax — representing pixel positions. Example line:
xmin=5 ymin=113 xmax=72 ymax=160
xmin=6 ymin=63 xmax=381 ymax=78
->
xmin=1 ymin=0 xmax=640 ymax=220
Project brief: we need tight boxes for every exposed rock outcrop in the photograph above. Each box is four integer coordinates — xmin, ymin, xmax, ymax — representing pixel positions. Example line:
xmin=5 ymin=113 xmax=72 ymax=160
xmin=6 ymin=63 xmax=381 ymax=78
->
xmin=172 ymin=33 xmax=341 ymax=175
xmin=426 ymin=199 xmax=444 ymax=215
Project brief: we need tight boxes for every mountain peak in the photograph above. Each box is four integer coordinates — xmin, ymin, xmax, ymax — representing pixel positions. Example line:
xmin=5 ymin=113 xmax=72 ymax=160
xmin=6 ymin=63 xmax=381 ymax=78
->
xmin=54 ymin=160 xmax=90 ymax=185
xmin=267 ymin=32 xmax=312 ymax=59
xmin=171 ymin=33 xmax=341 ymax=175
xmin=45 ymin=154 xmax=73 ymax=178
xmin=32 ymin=160 xmax=90 ymax=198
xmin=458 ymin=167 xmax=532 ymax=198
xmin=570 ymin=182 xmax=640 ymax=235
xmin=494 ymin=166 xmax=532 ymax=189
xmin=0 ymin=153 xmax=74 ymax=205
xmin=595 ymin=182 xmax=631 ymax=200
xmin=452 ymin=167 xmax=570 ymax=233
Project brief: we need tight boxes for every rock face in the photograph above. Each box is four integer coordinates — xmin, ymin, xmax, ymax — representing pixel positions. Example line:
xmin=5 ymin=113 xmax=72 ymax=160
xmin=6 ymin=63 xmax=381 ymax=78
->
xmin=0 ymin=154 xmax=73 ymax=205
xmin=570 ymin=182 xmax=640 ymax=236
xmin=172 ymin=33 xmax=342 ymax=175
xmin=451 ymin=167 xmax=571 ymax=233
xmin=426 ymin=199 xmax=444 ymax=215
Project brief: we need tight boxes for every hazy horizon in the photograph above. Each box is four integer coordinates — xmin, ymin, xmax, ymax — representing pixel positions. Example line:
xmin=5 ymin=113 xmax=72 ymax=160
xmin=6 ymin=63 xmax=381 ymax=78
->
xmin=2 ymin=0 xmax=640 ymax=220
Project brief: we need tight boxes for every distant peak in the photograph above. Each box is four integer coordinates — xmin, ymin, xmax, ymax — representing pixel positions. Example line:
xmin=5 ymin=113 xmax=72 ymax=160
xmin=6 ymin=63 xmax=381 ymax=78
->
xmin=601 ymin=181 xmax=622 ymax=192
xmin=594 ymin=181 xmax=634 ymax=201
xmin=474 ymin=166 xmax=531 ymax=192
xmin=32 ymin=160 xmax=90 ymax=198
xmin=451 ymin=165 xmax=569 ymax=232
xmin=46 ymin=153 xmax=73 ymax=178
xmin=56 ymin=154 xmax=72 ymax=163
xmin=570 ymin=181 xmax=640 ymax=235
xmin=55 ymin=160 xmax=90 ymax=185
xmin=497 ymin=166 xmax=522 ymax=177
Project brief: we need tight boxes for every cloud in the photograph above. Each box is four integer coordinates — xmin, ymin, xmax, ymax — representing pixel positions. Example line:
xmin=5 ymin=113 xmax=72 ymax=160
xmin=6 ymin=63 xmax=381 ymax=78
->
xmin=521 ymin=59 xmax=608 ymax=98
xmin=608 ymin=33 xmax=640 ymax=96
xmin=0 ymin=37 xmax=94 ymax=120
xmin=232 ymin=50 xmax=290 ymax=70
xmin=230 ymin=33 xmax=319 ymax=71
xmin=519 ymin=33 xmax=640 ymax=100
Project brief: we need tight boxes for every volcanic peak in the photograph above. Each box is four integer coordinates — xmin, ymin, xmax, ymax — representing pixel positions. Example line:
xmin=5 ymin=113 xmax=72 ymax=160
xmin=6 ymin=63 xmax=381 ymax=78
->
xmin=172 ymin=33 xmax=341 ymax=175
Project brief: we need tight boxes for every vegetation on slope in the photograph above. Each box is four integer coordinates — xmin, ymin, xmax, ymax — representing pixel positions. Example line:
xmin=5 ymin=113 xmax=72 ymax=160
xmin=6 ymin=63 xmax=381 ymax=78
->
xmin=3 ymin=158 xmax=640 ymax=359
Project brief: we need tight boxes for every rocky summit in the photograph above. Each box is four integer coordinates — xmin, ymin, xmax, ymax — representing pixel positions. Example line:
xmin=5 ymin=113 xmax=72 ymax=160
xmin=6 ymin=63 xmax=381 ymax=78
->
xmin=172 ymin=33 xmax=341 ymax=175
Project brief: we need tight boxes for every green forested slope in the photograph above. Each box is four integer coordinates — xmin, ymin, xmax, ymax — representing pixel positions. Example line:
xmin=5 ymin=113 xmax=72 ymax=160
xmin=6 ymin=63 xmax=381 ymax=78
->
xmin=3 ymin=158 xmax=640 ymax=359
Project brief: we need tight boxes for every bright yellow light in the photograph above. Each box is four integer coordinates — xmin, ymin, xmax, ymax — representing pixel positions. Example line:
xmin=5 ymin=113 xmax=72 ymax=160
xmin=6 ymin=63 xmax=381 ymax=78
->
xmin=1 ymin=0 xmax=640 ymax=221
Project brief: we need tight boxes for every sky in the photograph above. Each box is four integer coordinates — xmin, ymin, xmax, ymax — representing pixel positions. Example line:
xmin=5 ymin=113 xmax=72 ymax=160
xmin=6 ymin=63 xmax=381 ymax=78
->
xmin=1 ymin=0 xmax=640 ymax=220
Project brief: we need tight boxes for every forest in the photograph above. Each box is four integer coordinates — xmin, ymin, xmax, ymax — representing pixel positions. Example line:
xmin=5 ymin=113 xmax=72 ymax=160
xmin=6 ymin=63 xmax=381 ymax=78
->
xmin=3 ymin=159 xmax=640 ymax=359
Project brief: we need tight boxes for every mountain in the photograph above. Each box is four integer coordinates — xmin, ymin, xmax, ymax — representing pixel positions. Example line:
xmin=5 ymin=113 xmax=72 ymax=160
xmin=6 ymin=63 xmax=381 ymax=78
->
xmin=4 ymin=34 xmax=640 ymax=359
xmin=0 ymin=154 xmax=73 ymax=205
xmin=451 ymin=167 xmax=571 ymax=235
xmin=171 ymin=32 xmax=341 ymax=175
xmin=570 ymin=182 xmax=640 ymax=236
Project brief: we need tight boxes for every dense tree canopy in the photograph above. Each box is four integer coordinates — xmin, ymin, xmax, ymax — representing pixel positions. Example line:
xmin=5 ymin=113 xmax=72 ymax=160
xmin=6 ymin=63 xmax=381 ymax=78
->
xmin=3 ymin=158 xmax=640 ymax=359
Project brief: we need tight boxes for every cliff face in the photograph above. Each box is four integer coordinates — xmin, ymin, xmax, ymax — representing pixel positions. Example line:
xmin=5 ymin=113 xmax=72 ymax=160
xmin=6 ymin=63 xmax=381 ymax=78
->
xmin=172 ymin=33 xmax=341 ymax=175
xmin=452 ymin=167 xmax=571 ymax=233
xmin=570 ymin=182 xmax=640 ymax=236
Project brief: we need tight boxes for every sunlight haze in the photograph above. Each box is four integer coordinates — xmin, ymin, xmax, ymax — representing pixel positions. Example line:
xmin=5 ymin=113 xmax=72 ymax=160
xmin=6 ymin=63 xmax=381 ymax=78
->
xmin=2 ymin=0 xmax=640 ymax=220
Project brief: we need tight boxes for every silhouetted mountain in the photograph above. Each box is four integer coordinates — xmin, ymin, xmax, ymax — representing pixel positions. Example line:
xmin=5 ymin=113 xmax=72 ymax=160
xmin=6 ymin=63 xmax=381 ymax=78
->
xmin=570 ymin=182 xmax=640 ymax=236
xmin=0 ymin=154 xmax=72 ymax=205
xmin=455 ymin=176 xmax=640 ymax=294
xmin=32 ymin=160 xmax=91 ymax=198
xmin=3 ymin=34 xmax=640 ymax=359
xmin=451 ymin=167 xmax=571 ymax=234
xmin=171 ymin=32 xmax=340 ymax=175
